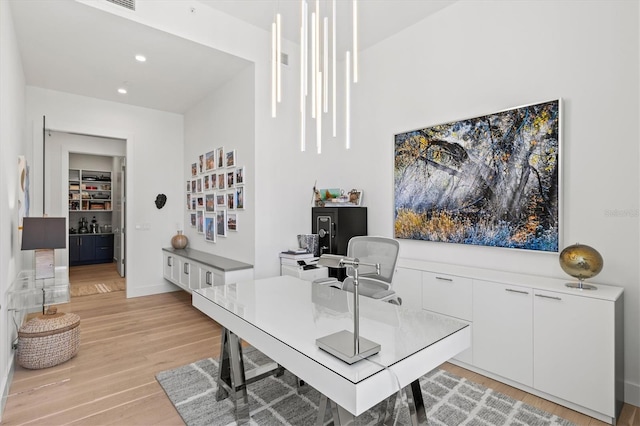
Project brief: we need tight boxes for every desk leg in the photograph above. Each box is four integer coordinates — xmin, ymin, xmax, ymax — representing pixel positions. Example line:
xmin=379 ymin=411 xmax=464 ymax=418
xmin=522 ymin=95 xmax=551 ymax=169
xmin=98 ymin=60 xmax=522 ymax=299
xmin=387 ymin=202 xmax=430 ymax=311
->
xmin=216 ymin=328 xmax=249 ymax=423
xmin=405 ymin=379 xmax=427 ymax=425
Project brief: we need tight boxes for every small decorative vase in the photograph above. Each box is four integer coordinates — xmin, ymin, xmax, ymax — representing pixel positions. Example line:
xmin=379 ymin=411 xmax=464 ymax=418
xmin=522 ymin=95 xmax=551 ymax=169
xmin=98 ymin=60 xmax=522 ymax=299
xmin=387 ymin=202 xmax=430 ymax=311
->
xmin=171 ymin=230 xmax=188 ymax=249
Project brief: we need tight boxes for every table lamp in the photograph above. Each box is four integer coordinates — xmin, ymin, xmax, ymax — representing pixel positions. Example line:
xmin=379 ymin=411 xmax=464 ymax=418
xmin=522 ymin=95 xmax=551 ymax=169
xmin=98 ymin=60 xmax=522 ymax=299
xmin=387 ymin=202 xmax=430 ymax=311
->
xmin=316 ymin=254 xmax=381 ymax=364
xmin=21 ymin=217 xmax=67 ymax=280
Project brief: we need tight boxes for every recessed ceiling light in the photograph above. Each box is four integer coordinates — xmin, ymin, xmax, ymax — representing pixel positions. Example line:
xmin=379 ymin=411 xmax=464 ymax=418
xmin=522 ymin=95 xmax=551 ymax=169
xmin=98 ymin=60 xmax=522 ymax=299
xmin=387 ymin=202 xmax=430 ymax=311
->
xmin=118 ymin=88 xmax=127 ymax=94
xmin=135 ymin=54 xmax=146 ymax=62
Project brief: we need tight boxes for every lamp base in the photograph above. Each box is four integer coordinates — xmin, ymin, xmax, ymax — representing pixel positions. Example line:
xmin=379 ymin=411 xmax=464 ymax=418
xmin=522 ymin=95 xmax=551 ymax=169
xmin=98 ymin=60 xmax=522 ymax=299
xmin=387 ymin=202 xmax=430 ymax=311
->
xmin=565 ymin=281 xmax=597 ymax=290
xmin=316 ymin=330 xmax=381 ymax=364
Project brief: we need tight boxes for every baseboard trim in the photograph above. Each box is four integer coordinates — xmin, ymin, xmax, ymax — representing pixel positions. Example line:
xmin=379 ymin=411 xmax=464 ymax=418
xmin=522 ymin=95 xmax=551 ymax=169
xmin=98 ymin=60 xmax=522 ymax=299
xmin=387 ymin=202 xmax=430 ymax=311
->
xmin=0 ymin=355 xmax=15 ymax=422
xmin=625 ymin=380 xmax=640 ymax=407
xmin=126 ymin=281 xmax=180 ymax=299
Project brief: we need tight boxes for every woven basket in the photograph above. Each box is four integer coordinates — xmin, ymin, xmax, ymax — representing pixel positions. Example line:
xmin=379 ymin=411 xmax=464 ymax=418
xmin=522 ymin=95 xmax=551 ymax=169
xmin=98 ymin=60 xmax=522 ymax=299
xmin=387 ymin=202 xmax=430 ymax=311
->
xmin=18 ymin=312 xmax=80 ymax=369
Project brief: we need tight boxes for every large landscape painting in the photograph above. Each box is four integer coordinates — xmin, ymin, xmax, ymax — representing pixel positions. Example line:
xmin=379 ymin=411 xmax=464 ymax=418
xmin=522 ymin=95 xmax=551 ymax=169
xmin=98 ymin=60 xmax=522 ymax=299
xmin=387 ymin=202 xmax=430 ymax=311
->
xmin=394 ymin=100 xmax=560 ymax=252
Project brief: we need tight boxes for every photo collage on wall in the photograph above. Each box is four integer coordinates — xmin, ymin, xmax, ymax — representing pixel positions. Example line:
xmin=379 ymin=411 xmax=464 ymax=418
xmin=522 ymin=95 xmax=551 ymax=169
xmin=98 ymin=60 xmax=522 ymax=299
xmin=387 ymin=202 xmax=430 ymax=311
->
xmin=187 ymin=147 xmax=245 ymax=243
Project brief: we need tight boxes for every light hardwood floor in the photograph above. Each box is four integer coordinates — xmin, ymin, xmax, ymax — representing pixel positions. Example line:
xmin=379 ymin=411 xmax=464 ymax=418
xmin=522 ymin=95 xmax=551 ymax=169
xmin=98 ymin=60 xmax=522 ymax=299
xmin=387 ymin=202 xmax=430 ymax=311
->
xmin=2 ymin=269 xmax=638 ymax=425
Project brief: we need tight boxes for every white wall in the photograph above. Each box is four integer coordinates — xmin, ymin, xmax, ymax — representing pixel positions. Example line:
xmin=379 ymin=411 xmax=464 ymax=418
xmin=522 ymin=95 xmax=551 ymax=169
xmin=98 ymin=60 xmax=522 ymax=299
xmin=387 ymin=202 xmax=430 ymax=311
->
xmin=26 ymin=87 xmax=184 ymax=298
xmin=342 ymin=0 xmax=639 ymax=405
xmin=0 ymin=1 xmax=25 ymax=419
xmin=183 ymin=65 xmax=256 ymax=263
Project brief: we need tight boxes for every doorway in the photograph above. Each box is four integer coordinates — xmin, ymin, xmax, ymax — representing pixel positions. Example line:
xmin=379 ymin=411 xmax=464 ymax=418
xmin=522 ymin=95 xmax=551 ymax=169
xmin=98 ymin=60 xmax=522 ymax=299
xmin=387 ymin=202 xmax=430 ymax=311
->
xmin=44 ymin=130 xmax=127 ymax=297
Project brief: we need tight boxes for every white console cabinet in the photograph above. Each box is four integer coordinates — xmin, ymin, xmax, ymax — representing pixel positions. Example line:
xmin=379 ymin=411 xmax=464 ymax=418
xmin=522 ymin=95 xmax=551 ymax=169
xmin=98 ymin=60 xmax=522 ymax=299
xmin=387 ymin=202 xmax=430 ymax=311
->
xmin=395 ymin=259 xmax=624 ymax=425
xmin=162 ymin=248 xmax=253 ymax=293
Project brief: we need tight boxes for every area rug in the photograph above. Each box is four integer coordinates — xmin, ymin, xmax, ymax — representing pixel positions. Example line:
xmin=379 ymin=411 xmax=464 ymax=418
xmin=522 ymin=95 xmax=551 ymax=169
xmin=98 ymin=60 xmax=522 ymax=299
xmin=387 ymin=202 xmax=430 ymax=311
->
xmin=156 ymin=349 xmax=575 ymax=426
xmin=69 ymin=281 xmax=125 ymax=297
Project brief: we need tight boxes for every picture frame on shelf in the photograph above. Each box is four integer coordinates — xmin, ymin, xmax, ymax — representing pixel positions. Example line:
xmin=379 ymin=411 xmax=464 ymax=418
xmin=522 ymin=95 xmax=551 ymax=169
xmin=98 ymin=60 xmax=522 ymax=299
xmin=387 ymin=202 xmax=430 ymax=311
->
xmin=216 ymin=147 xmax=225 ymax=169
xmin=226 ymin=150 xmax=236 ymax=167
xmin=196 ymin=210 xmax=204 ymax=234
xmin=216 ymin=210 xmax=227 ymax=237
xmin=205 ymin=194 xmax=216 ymax=212
xmin=348 ymin=189 xmax=363 ymax=206
xmin=190 ymin=212 xmax=196 ymax=227
xmin=235 ymin=166 xmax=244 ymax=186
xmin=236 ymin=187 xmax=244 ymax=210
xmin=205 ymin=215 xmax=216 ymax=242
xmin=227 ymin=213 xmax=238 ymax=231
xmin=205 ymin=150 xmax=215 ymax=171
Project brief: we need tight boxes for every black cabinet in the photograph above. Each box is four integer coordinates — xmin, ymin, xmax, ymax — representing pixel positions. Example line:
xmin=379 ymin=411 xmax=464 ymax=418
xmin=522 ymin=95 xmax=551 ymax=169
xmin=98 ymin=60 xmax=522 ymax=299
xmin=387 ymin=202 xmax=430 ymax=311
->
xmin=69 ymin=234 xmax=113 ymax=266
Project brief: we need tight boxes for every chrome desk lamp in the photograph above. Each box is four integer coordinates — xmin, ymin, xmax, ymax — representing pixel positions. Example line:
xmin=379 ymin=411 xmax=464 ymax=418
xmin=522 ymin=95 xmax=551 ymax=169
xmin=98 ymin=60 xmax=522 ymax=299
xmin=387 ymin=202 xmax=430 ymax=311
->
xmin=315 ymin=254 xmax=381 ymax=364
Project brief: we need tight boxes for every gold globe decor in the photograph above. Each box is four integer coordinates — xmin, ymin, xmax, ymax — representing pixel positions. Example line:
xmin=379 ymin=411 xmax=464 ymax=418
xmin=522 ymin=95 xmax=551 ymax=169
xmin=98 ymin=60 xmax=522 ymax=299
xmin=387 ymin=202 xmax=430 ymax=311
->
xmin=559 ymin=243 xmax=603 ymax=290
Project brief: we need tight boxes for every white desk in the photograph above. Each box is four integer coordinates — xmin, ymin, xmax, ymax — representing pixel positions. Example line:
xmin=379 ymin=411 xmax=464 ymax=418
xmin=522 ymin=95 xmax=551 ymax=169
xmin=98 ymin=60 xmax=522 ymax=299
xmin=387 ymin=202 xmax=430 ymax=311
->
xmin=193 ymin=275 xmax=470 ymax=424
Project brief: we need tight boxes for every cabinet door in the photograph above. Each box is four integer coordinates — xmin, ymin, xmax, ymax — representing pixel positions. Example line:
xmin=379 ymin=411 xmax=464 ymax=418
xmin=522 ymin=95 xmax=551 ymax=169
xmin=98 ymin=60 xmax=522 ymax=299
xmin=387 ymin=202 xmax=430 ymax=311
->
xmin=163 ymin=253 xmax=178 ymax=284
xmin=473 ymin=280 xmax=533 ymax=386
xmin=69 ymin=236 xmax=81 ymax=263
xmin=422 ymin=272 xmax=472 ymax=321
xmin=198 ymin=265 xmax=220 ymax=289
xmin=78 ymin=236 xmax=95 ymax=261
xmin=179 ymin=258 xmax=195 ymax=292
xmin=392 ymin=267 xmax=422 ymax=310
xmin=534 ymin=290 xmax=615 ymax=417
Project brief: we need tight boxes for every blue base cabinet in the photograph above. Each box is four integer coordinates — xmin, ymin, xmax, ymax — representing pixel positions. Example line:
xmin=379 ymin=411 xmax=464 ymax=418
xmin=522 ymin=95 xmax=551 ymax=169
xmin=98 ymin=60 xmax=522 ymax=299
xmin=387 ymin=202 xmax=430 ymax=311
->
xmin=69 ymin=234 xmax=114 ymax=266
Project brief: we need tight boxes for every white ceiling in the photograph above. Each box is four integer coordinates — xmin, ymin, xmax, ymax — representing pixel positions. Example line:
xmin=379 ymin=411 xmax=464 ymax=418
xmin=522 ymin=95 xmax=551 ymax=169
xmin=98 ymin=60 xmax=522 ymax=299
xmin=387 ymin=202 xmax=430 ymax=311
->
xmin=10 ymin=0 xmax=456 ymax=114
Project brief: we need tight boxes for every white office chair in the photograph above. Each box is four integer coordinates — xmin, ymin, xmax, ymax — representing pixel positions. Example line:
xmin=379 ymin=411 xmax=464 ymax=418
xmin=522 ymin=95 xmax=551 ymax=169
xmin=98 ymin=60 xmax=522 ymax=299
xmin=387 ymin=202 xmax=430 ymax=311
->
xmin=316 ymin=236 xmax=402 ymax=305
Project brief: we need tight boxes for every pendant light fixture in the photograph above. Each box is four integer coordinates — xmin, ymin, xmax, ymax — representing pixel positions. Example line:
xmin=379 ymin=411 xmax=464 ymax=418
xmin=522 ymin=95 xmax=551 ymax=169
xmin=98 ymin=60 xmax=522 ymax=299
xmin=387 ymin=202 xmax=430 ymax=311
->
xmin=274 ymin=0 xmax=359 ymax=152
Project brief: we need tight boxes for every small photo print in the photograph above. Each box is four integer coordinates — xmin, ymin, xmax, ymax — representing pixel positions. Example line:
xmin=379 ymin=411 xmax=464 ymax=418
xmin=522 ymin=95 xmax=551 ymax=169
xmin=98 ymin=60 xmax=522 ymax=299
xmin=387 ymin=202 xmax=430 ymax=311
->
xmin=190 ymin=212 xmax=196 ymax=227
xmin=236 ymin=187 xmax=244 ymax=210
xmin=227 ymin=192 xmax=235 ymax=210
xmin=205 ymin=215 xmax=216 ymax=242
xmin=196 ymin=210 xmax=204 ymax=234
xmin=197 ymin=196 xmax=204 ymax=209
xmin=205 ymin=194 xmax=216 ymax=212
xmin=227 ymin=213 xmax=237 ymax=231
xmin=191 ymin=163 xmax=197 ymax=177
xmin=196 ymin=178 xmax=203 ymax=193
xmin=218 ymin=173 xmax=226 ymax=190
xmin=199 ymin=154 xmax=204 ymax=174
xmin=216 ymin=147 xmax=225 ymax=169
xmin=186 ymin=181 xmax=191 ymax=193
xmin=226 ymin=150 xmax=236 ymax=168
xmin=216 ymin=194 xmax=226 ymax=207
xmin=191 ymin=179 xmax=196 ymax=193
xmin=216 ymin=210 xmax=227 ymax=237
xmin=206 ymin=150 xmax=215 ymax=171
xmin=186 ymin=193 xmax=191 ymax=210
xmin=204 ymin=175 xmax=211 ymax=191
xmin=235 ymin=166 xmax=244 ymax=186
xmin=211 ymin=173 xmax=217 ymax=190
xmin=191 ymin=197 xmax=196 ymax=210
xmin=227 ymin=170 xmax=235 ymax=188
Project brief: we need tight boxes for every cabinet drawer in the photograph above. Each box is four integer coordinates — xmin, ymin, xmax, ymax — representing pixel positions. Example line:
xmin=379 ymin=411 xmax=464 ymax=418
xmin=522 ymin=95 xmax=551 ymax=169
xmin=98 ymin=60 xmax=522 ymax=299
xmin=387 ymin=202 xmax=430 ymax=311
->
xmin=95 ymin=234 xmax=114 ymax=248
xmin=422 ymin=272 xmax=472 ymax=321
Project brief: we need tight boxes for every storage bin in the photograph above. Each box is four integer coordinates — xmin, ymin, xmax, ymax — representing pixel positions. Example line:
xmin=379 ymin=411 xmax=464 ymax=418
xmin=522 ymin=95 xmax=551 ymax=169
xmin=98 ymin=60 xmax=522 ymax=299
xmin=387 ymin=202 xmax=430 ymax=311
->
xmin=18 ymin=312 xmax=80 ymax=369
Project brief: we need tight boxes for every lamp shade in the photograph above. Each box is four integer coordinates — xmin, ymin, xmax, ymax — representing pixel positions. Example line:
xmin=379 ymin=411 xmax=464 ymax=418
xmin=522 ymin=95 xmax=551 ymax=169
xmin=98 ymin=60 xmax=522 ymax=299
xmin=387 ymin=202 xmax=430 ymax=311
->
xmin=21 ymin=217 xmax=66 ymax=250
